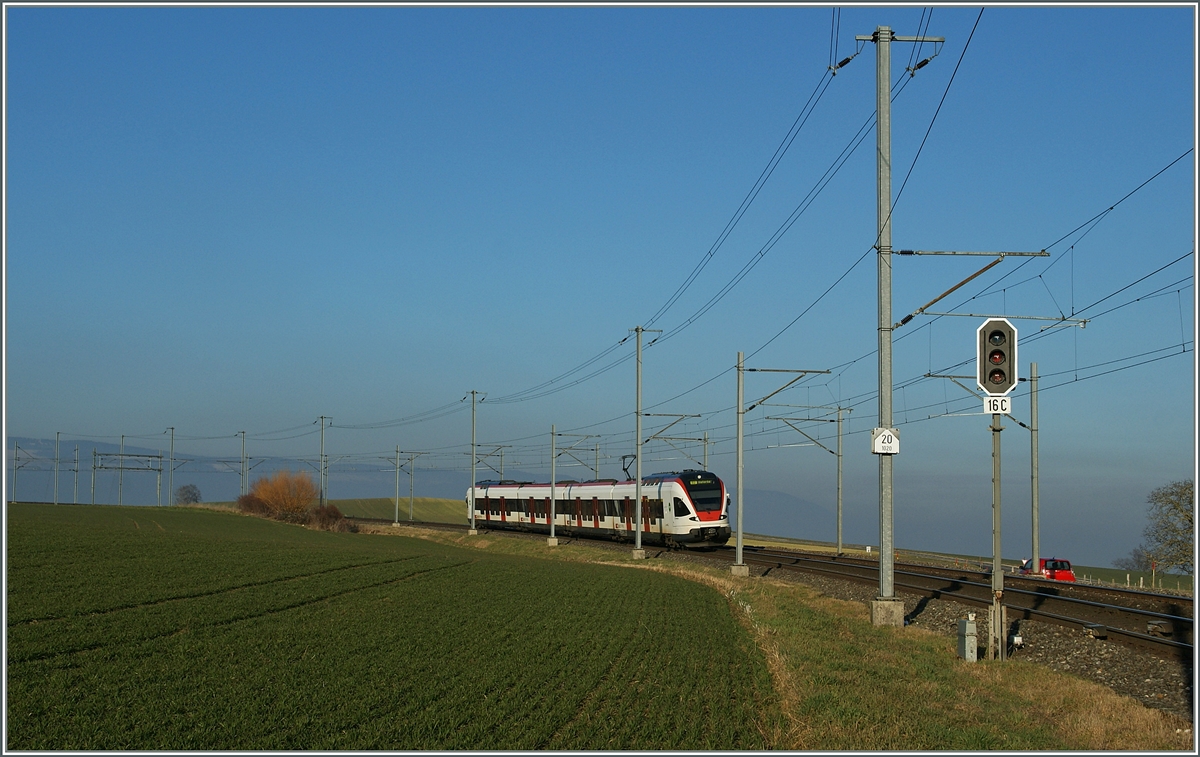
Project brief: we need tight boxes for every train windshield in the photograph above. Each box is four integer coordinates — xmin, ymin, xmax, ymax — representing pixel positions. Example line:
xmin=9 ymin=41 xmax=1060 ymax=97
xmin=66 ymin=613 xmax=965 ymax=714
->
xmin=683 ymin=475 xmax=723 ymax=512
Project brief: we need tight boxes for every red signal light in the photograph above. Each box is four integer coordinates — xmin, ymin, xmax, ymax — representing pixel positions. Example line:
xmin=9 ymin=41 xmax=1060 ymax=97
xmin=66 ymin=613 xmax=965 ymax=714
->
xmin=989 ymin=349 xmax=1005 ymax=365
xmin=989 ymin=369 xmax=1007 ymax=384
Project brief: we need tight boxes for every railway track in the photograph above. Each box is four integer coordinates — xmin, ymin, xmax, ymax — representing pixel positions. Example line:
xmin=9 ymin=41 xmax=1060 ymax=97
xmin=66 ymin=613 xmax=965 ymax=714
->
xmin=725 ymin=545 xmax=1193 ymax=660
xmin=350 ymin=516 xmax=1193 ymax=660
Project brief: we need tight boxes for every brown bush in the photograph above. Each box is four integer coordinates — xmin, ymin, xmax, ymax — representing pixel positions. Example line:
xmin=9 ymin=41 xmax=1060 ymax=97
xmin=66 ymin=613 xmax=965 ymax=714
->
xmin=249 ymin=470 xmax=319 ymax=515
xmin=307 ymin=504 xmax=346 ymax=531
xmin=236 ymin=493 xmax=272 ymax=516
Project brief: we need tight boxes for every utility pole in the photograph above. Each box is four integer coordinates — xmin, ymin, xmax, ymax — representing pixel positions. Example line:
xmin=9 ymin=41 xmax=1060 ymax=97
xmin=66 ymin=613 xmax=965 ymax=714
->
xmin=11 ymin=444 xmax=18 ymax=502
xmin=855 ymin=25 xmax=942 ymax=627
xmin=318 ymin=417 xmax=329 ymax=507
xmin=395 ymin=446 xmax=402 ymax=525
xmin=54 ymin=432 xmax=60 ymax=505
xmin=631 ymin=326 xmax=660 ymax=559
xmin=408 ymin=453 xmax=420 ymax=521
xmin=166 ymin=427 xmax=174 ymax=505
xmin=1030 ymin=362 xmax=1040 ymax=575
xmin=548 ymin=424 xmax=558 ymax=546
xmin=991 ymin=411 xmax=1005 ymax=660
xmin=837 ymin=406 xmax=844 ymax=555
xmin=73 ymin=445 xmax=79 ymax=504
xmin=118 ymin=435 xmax=124 ymax=506
xmin=733 ymin=352 xmax=748 ymax=576
xmin=239 ymin=431 xmax=246 ymax=497
xmin=91 ymin=448 xmax=96 ymax=505
xmin=467 ymin=392 xmax=479 ymax=535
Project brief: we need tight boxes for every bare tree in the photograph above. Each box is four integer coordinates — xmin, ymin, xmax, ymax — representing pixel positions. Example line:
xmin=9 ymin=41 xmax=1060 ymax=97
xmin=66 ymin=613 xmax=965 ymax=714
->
xmin=175 ymin=484 xmax=202 ymax=505
xmin=1112 ymin=545 xmax=1153 ymax=571
xmin=1142 ymin=480 xmax=1194 ymax=575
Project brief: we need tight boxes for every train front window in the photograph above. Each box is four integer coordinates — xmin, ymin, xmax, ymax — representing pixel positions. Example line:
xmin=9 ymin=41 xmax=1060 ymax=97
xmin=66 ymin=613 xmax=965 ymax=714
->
xmin=683 ymin=476 xmax=723 ymax=512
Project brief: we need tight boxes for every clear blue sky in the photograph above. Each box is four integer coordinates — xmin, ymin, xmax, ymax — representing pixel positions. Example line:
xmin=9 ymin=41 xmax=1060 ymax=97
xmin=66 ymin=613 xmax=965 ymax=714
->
xmin=4 ymin=4 xmax=1196 ymax=568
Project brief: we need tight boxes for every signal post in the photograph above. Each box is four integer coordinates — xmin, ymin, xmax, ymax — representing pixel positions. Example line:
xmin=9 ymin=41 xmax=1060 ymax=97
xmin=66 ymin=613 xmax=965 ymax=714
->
xmin=978 ymin=318 xmax=1017 ymax=660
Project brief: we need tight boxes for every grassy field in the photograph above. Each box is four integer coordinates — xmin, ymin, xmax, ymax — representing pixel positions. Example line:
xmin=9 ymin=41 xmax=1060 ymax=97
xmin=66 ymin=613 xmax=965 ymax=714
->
xmin=6 ymin=503 xmax=776 ymax=750
xmin=7 ymin=504 xmax=1193 ymax=750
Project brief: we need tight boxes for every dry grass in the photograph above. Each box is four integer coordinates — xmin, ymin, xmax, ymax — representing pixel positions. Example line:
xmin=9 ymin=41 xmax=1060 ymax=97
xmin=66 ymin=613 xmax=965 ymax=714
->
xmin=358 ymin=526 xmax=1195 ymax=751
xmin=965 ymin=659 xmax=1194 ymax=749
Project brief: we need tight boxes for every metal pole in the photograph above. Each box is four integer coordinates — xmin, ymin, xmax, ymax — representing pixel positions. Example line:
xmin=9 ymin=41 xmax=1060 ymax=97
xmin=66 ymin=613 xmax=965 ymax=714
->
xmin=837 ymin=407 xmax=844 ymax=555
xmin=992 ymin=411 xmax=1005 ymax=660
xmin=635 ymin=326 xmax=643 ymax=554
xmin=240 ymin=431 xmax=246 ymax=497
xmin=1030 ymin=362 xmax=1040 ymax=576
xmin=74 ymin=445 xmax=79 ymax=504
xmin=550 ymin=424 xmax=556 ymax=540
xmin=736 ymin=352 xmax=745 ymax=568
xmin=156 ymin=453 xmax=162 ymax=505
xmin=500 ymin=447 xmax=504 ymax=479
xmin=118 ymin=434 xmax=124 ymax=506
xmin=167 ymin=428 xmax=174 ymax=505
xmin=469 ymin=393 xmax=477 ymax=532
xmin=91 ymin=448 xmax=96 ymax=505
xmin=395 ymin=446 xmax=401 ymax=524
xmin=54 ymin=432 xmax=60 ymax=505
xmin=703 ymin=431 xmax=709 ymax=470
xmin=595 ymin=444 xmax=600 ymax=480
xmin=854 ymin=24 xmax=902 ymax=627
xmin=876 ymin=26 xmax=896 ymax=605
xmin=319 ymin=417 xmax=327 ymax=507
xmin=409 ymin=453 xmax=416 ymax=521
xmin=11 ymin=444 xmax=18 ymax=502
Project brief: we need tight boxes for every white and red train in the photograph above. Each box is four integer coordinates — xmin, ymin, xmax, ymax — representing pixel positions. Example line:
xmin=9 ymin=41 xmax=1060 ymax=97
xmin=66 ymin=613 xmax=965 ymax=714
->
xmin=466 ymin=470 xmax=732 ymax=548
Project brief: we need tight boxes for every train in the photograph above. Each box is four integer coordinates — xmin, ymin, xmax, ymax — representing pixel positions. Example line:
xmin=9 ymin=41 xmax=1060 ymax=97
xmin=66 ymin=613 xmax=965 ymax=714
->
xmin=465 ymin=469 xmax=732 ymax=548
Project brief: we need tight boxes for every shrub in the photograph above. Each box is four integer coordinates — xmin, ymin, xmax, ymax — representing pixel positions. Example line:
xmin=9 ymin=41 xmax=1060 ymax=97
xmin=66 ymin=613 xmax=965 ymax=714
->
xmin=248 ymin=470 xmax=319 ymax=516
xmin=236 ymin=494 xmax=271 ymax=517
xmin=306 ymin=504 xmax=358 ymax=533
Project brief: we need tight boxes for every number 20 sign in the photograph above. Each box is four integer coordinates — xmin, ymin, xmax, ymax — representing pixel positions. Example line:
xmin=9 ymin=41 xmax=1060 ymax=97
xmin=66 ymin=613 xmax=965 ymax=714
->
xmin=984 ymin=396 xmax=1011 ymax=415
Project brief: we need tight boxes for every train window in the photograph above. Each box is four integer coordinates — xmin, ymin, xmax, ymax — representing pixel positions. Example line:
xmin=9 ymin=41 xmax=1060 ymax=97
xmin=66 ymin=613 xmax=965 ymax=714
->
xmin=684 ymin=479 xmax=723 ymax=512
xmin=651 ymin=499 xmax=663 ymax=520
xmin=674 ymin=497 xmax=690 ymax=517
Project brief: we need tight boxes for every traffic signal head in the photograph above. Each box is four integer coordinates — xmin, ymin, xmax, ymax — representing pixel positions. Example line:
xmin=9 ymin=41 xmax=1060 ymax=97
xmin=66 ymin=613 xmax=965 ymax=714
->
xmin=977 ymin=318 xmax=1017 ymax=395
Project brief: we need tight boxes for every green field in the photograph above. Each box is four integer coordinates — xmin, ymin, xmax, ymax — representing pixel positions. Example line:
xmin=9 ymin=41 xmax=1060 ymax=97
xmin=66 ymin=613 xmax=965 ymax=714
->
xmin=6 ymin=504 xmax=777 ymax=750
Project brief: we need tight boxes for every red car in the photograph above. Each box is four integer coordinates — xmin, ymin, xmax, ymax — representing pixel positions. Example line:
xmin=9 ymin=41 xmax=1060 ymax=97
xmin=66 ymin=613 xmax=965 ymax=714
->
xmin=1019 ymin=558 xmax=1076 ymax=581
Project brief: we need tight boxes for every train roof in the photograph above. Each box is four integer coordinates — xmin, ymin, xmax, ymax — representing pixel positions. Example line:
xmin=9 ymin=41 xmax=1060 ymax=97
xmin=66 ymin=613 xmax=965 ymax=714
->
xmin=473 ymin=471 xmax=717 ymax=488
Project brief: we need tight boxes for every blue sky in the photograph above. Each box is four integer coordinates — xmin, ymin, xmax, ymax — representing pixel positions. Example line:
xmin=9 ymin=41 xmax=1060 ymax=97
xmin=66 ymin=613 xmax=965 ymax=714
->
xmin=4 ymin=4 xmax=1196 ymax=568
